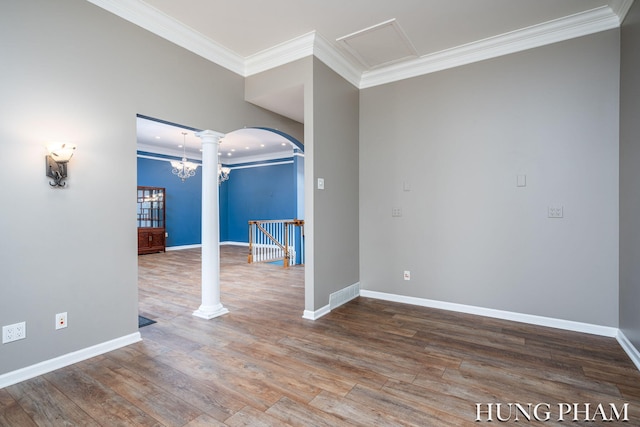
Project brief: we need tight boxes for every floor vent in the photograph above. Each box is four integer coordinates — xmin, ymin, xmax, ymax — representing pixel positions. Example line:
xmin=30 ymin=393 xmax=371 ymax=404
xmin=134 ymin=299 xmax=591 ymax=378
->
xmin=329 ymin=283 xmax=360 ymax=310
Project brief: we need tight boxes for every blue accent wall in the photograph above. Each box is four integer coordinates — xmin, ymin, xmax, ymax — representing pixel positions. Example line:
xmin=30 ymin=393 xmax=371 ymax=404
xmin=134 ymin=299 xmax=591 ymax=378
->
xmin=225 ymin=162 xmax=297 ymax=242
xmin=293 ymin=153 xmax=305 ymax=264
xmin=219 ymin=178 xmax=230 ymax=242
xmin=137 ymin=156 xmax=202 ymax=247
xmin=137 ymin=154 xmax=298 ymax=246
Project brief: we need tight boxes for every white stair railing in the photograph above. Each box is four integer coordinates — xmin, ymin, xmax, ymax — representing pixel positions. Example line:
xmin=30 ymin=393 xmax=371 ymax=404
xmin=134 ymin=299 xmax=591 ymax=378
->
xmin=248 ymin=219 xmax=304 ymax=267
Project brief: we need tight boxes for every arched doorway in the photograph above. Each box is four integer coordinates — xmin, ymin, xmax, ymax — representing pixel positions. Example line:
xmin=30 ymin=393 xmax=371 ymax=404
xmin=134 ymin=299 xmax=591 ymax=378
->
xmin=137 ymin=117 xmax=305 ymax=321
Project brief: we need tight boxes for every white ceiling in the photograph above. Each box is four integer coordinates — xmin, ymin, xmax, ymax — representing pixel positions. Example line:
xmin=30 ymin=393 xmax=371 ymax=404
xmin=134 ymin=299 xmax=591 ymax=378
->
xmin=140 ymin=0 xmax=614 ymax=60
xmin=106 ymin=0 xmax=631 ymax=159
xmin=136 ymin=117 xmax=296 ymax=164
xmin=91 ymin=0 xmax=630 ymax=86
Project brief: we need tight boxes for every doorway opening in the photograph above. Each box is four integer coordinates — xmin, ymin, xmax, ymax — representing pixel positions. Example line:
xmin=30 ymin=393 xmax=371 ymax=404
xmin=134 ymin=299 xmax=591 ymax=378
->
xmin=136 ymin=115 xmax=305 ymax=325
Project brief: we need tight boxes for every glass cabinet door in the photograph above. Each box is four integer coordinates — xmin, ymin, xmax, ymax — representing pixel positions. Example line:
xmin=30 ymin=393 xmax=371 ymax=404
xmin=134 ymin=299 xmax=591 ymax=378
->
xmin=137 ymin=187 xmax=165 ymax=228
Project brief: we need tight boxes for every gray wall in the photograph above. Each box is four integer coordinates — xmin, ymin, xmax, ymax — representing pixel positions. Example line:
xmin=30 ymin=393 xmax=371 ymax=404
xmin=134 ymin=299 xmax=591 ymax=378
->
xmin=620 ymin=1 xmax=640 ymax=350
xmin=0 ymin=0 xmax=301 ymax=375
xmin=360 ymin=30 xmax=620 ymax=326
xmin=0 ymin=0 xmax=630 ymax=378
xmin=311 ymin=58 xmax=360 ymax=309
xmin=245 ymin=57 xmax=310 ymax=137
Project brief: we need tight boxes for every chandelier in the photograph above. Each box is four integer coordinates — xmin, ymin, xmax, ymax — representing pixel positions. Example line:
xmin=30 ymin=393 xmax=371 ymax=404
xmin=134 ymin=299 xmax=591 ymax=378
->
xmin=170 ymin=132 xmax=199 ymax=182
xmin=218 ymin=164 xmax=230 ymax=184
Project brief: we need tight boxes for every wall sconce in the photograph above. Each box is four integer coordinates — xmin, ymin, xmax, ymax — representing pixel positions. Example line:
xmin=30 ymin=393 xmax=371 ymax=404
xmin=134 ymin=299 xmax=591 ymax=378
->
xmin=46 ymin=143 xmax=76 ymax=187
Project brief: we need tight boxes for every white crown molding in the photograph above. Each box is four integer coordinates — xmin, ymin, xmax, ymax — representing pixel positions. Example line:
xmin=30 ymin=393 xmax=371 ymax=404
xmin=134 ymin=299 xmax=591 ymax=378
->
xmin=137 ymin=143 xmax=202 ymax=160
xmin=86 ymin=0 xmax=244 ymax=75
xmin=610 ymin=0 xmax=635 ymax=23
xmin=244 ymin=32 xmax=315 ymax=77
xmin=89 ymin=1 xmax=626 ymax=90
xmin=137 ymin=145 xmax=294 ymax=166
xmin=313 ymin=32 xmax=363 ymax=88
xmin=360 ymin=6 xmax=621 ymax=89
xmin=227 ymin=158 xmax=293 ymax=168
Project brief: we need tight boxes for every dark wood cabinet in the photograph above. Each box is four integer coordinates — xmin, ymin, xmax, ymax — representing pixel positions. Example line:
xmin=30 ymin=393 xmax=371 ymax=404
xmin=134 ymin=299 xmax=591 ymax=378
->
xmin=137 ymin=186 xmax=166 ymax=254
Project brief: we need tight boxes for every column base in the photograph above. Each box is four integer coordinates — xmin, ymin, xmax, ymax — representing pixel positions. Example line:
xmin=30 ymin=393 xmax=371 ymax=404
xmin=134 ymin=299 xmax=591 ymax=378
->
xmin=192 ymin=304 xmax=229 ymax=320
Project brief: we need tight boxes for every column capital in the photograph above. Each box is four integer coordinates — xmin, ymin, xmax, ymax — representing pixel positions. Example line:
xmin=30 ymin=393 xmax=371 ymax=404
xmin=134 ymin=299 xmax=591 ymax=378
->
xmin=195 ymin=129 xmax=225 ymax=144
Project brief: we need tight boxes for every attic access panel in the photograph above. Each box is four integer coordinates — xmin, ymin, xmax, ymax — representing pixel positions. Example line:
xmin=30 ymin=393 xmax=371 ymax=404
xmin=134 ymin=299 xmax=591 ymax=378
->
xmin=337 ymin=18 xmax=418 ymax=69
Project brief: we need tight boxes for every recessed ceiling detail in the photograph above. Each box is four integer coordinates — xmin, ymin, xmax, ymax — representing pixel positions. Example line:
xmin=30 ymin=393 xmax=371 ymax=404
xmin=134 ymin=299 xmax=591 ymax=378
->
xmin=337 ymin=19 xmax=418 ymax=69
xmin=136 ymin=117 xmax=297 ymax=164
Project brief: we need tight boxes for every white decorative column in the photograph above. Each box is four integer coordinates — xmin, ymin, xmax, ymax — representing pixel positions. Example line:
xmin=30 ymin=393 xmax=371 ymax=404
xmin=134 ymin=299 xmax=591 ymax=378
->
xmin=193 ymin=129 xmax=229 ymax=319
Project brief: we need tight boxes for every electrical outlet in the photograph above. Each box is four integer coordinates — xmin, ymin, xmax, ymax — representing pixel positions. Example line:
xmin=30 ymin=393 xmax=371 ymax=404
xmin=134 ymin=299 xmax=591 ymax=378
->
xmin=403 ymin=270 xmax=411 ymax=281
xmin=392 ymin=208 xmax=402 ymax=217
xmin=2 ymin=321 xmax=26 ymax=344
xmin=56 ymin=312 xmax=68 ymax=330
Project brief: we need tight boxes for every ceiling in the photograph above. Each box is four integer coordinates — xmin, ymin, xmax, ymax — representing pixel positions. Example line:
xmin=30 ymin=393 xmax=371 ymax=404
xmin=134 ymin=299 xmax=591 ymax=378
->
xmin=91 ymin=0 xmax=630 ymax=87
xmin=101 ymin=0 xmax=631 ymax=159
xmin=136 ymin=117 xmax=296 ymax=164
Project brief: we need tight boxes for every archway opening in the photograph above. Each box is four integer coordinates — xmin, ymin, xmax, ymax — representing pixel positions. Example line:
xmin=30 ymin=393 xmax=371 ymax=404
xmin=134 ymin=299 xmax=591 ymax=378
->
xmin=136 ymin=116 xmax=305 ymax=324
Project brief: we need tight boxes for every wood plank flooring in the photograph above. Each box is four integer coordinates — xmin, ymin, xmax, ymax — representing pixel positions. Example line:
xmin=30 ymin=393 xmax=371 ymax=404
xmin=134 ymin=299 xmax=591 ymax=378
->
xmin=2 ymin=245 xmax=640 ymax=426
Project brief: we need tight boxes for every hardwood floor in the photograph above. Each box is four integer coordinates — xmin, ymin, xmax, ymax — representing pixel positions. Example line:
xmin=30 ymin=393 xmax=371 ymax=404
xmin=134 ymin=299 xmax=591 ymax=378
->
xmin=2 ymin=245 xmax=639 ymax=426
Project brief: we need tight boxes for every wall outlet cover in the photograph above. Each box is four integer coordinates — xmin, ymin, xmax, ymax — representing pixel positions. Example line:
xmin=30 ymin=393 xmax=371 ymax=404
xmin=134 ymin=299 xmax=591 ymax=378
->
xmin=56 ymin=312 xmax=68 ymax=330
xmin=2 ymin=322 xmax=26 ymax=344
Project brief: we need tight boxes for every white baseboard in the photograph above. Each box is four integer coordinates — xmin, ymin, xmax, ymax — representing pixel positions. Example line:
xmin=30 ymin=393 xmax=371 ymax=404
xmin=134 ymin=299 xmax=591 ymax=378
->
xmin=361 ymin=290 xmax=639 ymax=371
xmin=617 ymin=330 xmax=640 ymax=371
xmin=0 ymin=332 xmax=141 ymax=389
xmin=359 ymin=290 xmax=619 ymax=338
xmin=303 ymin=305 xmax=330 ymax=320
xmin=166 ymin=244 xmax=201 ymax=251
xmin=303 ymin=282 xmax=361 ymax=321
xmin=166 ymin=242 xmax=248 ymax=251
xmin=220 ymin=241 xmax=249 ymax=246
xmin=329 ymin=282 xmax=360 ymax=310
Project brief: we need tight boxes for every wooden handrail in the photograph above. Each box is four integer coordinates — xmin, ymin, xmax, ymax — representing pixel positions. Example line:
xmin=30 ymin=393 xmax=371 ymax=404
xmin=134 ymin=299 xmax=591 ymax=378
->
xmin=248 ymin=219 xmax=304 ymax=267
xmin=255 ymin=222 xmax=286 ymax=252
